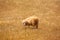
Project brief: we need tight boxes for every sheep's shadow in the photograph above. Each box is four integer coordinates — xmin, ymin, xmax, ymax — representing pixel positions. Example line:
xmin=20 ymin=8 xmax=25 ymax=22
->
xmin=23 ymin=26 xmax=41 ymax=30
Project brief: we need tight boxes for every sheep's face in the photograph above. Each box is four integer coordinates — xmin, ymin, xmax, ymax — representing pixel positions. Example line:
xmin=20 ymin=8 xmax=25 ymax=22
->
xmin=23 ymin=21 xmax=29 ymax=26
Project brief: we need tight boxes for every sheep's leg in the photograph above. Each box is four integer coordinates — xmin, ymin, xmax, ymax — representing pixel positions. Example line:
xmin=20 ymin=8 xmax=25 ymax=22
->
xmin=33 ymin=24 xmax=38 ymax=29
xmin=32 ymin=22 xmax=38 ymax=29
xmin=35 ymin=21 xmax=38 ymax=29
xmin=32 ymin=24 xmax=38 ymax=29
xmin=35 ymin=24 xmax=38 ymax=29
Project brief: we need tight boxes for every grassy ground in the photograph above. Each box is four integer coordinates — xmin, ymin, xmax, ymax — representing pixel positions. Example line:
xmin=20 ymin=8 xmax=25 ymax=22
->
xmin=0 ymin=0 xmax=60 ymax=40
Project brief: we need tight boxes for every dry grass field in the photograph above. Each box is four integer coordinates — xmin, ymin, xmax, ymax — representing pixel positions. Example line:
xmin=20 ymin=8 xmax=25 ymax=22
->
xmin=0 ymin=0 xmax=60 ymax=40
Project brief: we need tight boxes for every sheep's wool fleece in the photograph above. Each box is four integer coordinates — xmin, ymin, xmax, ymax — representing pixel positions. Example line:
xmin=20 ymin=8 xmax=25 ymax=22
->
xmin=22 ymin=16 xmax=38 ymax=24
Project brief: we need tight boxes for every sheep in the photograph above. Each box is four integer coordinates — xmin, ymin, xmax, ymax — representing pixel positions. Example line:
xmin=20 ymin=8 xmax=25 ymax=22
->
xmin=22 ymin=16 xmax=39 ymax=29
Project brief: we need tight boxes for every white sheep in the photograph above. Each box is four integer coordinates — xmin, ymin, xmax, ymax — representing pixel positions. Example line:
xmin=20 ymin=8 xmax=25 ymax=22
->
xmin=22 ymin=16 xmax=39 ymax=29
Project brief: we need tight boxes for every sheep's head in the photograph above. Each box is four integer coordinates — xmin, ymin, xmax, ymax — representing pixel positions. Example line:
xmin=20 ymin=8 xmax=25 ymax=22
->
xmin=22 ymin=21 xmax=29 ymax=26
